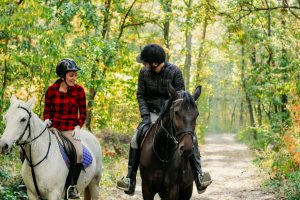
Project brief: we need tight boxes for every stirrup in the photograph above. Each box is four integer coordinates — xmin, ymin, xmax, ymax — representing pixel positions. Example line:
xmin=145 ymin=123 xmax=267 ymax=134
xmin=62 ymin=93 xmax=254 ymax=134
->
xmin=196 ymin=172 xmax=212 ymax=194
xmin=66 ymin=185 xmax=80 ymax=199
xmin=200 ymin=172 xmax=212 ymax=187
xmin=116 ymin=177 xmax=130 ymax=191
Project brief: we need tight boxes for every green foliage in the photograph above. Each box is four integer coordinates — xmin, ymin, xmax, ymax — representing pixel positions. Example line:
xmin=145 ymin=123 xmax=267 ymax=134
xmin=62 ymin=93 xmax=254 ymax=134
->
xmin=0 ymin=149 xmax=26 ymax=199
xmin=267 ymin=172 xmax=300 ymax=200
xmin=238 ymin=126 xmax=282 ymax=150
xmin=284 ymin=172 xmax=300 ymax=200
xmin=0 ymin=181 xmax=27 ymax=200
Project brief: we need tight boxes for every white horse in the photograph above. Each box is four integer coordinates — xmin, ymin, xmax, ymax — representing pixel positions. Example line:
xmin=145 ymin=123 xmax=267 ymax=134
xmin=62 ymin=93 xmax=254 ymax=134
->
xmin=0 ymin=95 xmax=102 ymax=200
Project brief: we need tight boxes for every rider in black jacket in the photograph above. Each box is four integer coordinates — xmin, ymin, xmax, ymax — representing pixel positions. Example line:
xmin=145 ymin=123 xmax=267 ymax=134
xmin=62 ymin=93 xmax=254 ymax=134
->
xmin=116 ymin=44 xmax=211 ymax=195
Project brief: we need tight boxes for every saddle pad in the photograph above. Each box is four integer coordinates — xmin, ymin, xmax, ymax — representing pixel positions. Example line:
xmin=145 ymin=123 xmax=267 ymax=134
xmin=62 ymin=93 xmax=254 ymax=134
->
xmin=58 ymin=143 xmax=93 ymax=169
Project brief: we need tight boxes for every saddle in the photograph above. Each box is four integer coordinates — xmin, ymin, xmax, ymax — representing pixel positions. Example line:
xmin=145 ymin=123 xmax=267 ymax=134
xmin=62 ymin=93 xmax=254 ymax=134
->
xmin=137 ymin=123 xmax=152 ymax=148
xmin=51 ymin=129 xmax=93 ymax=169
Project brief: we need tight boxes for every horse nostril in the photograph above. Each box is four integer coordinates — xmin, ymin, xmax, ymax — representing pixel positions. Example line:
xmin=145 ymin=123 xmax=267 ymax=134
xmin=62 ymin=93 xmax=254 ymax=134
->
xmin=4 ymin=143 xmax=9 ymax=150
xmin=1 ymin=143 xmax=9 ymax=153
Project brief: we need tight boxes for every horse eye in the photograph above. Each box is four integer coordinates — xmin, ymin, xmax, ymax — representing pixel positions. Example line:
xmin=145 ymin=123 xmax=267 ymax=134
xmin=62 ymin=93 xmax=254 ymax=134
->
xmin=20 ymin=118 xmax=26 ymax=122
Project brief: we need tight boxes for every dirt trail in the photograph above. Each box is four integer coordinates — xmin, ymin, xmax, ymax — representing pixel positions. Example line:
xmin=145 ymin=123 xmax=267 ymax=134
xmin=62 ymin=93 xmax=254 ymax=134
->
xmin=100 ymin=133 xmax=276 ymax=200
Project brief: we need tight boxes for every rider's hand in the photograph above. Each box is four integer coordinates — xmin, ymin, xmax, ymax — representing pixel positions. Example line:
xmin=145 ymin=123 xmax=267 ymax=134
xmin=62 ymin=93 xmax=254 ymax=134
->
xmin=44 ymin=119 xmax=52 ymax=127
xmin=72 ymin=125 xmax=81 ymax=141
xmin=142 ymin=114 xmax=151 ymax=124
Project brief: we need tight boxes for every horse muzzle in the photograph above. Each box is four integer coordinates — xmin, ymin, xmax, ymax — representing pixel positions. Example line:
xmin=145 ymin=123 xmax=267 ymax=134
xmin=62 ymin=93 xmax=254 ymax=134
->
xmin=0 ymin=141 xmax=12 ymax=154
xmin=178 ymin=134 xmax=194 ymax=158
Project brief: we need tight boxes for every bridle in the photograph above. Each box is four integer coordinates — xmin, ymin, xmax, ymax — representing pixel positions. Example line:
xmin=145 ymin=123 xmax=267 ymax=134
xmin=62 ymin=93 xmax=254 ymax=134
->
xmin=153 ymin=98 xmax=195 ymax=163
xmin=16 ymin=105 xmax=51 ymax=199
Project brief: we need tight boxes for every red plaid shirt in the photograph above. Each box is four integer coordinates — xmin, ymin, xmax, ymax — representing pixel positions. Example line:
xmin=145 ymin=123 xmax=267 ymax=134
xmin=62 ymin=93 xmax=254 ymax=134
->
xmin=43 ymin=79 xmax=87 ymax=131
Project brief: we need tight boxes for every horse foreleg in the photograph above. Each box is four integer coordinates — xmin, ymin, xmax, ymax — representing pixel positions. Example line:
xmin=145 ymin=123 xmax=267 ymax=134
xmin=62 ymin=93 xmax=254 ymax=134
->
xmin=47 ymin=190 xmax=62 ymax=200
xmin=84 ymin=187 xmax=91 ymax=200
xmin=179 ymin=185 xmax=193 ymax=200
xmin=166 ymin=185 xmax=180 ymax=200
xmin=142 ymin=182 xmax=156 ymax=200
xmin=27 ymin=191 xmax=39 ymax=200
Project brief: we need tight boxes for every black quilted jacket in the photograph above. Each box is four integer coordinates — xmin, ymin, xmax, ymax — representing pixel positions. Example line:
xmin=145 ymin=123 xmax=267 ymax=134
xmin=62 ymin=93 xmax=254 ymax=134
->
xmin=136 ymin=62 xmax=185 ymax=117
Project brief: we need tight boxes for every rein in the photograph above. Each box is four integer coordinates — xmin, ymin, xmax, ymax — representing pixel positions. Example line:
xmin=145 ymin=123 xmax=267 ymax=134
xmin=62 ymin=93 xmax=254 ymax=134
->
xmin=153 ymin=98 xmax=195 ymax=163
xmin=16 ymin=106 xmax=51 ymax=199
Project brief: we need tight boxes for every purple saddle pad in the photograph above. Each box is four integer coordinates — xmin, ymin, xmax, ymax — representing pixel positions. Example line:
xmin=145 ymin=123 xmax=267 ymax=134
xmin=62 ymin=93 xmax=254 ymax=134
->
xmin=58 ymin=143 xmax=93 ymax=169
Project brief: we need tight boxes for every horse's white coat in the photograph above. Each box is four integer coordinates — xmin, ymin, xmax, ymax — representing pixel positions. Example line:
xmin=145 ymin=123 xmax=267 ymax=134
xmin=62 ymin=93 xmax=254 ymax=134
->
xmin=0 ymin=96 xmax=102 ymax=200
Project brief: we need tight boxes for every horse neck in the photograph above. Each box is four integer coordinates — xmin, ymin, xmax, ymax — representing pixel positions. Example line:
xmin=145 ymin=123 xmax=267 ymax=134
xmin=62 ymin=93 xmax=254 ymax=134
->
xmin=22 ymin=114 xmax=53 ymax=162
xmin=154 ymin=114 xmax=177 ymax=155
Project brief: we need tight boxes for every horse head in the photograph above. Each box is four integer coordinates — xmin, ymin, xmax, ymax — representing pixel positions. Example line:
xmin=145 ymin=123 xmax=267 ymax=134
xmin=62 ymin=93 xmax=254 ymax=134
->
xmin=0 ymin=95 xmax=36 ymax=154
xmin=167 ymin=83 xmax=201 ymax=158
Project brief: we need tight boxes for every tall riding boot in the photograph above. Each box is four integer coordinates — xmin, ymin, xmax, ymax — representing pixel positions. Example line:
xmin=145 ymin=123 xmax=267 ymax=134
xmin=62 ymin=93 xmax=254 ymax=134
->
xmin=67 ymin=163 xmax=82 ymax=199
xmin=117 ymin=146 xmax=140 ymax=195
xmin=190 ymin=136 xmax=212 ymax=194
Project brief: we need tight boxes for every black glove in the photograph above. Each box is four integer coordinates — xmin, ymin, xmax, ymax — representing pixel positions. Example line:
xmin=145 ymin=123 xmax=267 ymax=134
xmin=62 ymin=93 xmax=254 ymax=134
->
xmin=137 ymin=114 xmax=151 ymax=132
xmin=142 ymin=114 xmax=151 ymax=124
xmin=137 ymin=115 xmax=151 ymax=146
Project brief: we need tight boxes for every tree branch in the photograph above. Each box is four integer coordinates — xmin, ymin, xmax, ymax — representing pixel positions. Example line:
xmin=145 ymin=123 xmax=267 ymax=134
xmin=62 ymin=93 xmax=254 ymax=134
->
xmin=123 ymin=19 xmax=158 ymax=28
xmin=118 ymin=0 xmax=137 ymax=40
xmin=283 ymin=0 xmax=300 ymax=20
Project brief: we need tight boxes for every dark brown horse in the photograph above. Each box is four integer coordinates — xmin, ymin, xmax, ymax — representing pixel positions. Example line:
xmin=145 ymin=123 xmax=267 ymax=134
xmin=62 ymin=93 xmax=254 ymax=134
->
xmin=140 ymin=84 xmax=201 ymax=200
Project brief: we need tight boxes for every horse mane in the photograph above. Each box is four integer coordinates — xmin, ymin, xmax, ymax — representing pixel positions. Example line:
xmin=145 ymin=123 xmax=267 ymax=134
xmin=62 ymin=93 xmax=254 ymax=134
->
xmin=157 ymin=90 xmax=196 ymax=121
xmin=157 ymin=97 xmax=172 ymax=121
xmin=180 ymin=91 xmax=197 ymax=110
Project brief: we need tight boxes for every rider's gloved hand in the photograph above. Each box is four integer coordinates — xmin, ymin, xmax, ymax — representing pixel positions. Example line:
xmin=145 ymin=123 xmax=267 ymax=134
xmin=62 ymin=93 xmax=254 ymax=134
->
xmin=72 ymin=125 xmax=81 ymax=141
xmin=44 ymin=119 xmax=52 ymax=127
xmin=142 ymin=114 xmax=151 ymax=124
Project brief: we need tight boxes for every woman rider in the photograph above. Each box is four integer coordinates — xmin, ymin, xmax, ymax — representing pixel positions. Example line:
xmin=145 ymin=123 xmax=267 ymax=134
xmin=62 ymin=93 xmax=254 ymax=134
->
xmin=44 ymin=58 xmax=86 ymax=199
xmin=116 ymin=44 xmax=211 ymax=195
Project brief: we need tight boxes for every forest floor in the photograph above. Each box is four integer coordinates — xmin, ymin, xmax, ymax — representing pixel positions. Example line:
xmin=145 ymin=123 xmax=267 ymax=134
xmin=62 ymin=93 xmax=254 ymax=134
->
xmin=99 ymin=133 xmax=278 ymax=200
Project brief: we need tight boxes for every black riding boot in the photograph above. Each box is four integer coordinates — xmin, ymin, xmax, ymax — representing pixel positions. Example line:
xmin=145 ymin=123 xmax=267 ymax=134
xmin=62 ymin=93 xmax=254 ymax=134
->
xmin=67 ymin=163 xmax=82 ymax=199
xmin=190 ymin=136 xmax=212 ymax=194
xmin=117 ymin=146 xmax=140 ymax=195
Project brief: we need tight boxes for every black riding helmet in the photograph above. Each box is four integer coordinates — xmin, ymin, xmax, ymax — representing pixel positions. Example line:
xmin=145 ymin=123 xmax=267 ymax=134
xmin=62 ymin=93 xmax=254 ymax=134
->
xmin=56 ymin=58 xmax=80 ymax=78
xmin=136 ymin=44 xmax=166 ymax=64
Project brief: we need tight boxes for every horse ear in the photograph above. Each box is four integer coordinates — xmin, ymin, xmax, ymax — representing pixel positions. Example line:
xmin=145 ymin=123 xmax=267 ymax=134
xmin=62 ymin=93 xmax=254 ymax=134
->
xmin=10 ymin=95 xmax=18 ymax=105
xmin=167 ymin=82 xmax=178 ymax=99
xmin=26 ymin=97 xmax=36 ymax=110
xmin=193 ymin=86 xmax=202 ymax=101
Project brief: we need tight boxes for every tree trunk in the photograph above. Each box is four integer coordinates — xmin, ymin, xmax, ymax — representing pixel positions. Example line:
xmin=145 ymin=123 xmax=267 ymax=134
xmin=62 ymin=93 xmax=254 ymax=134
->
xmin=0 ymin=37 xmax=8 ymax=116
xmin=231 ymin=100 xmax=237 ymax=130
xmin=280 ymin=7 xmax=289 ymax=124
xmin=239 ymin=100 xmax=244 ymax=128
xmin=257 ymin=99 xmax=262 ymax=126
xmin=102 ymin=0 xmax=112 ymax=39
xmin=162 ymin=0 xmax=172 ymax=60
xmin=184 ymin=0 xmax=192 ymax=91
xmin=184 ymin=32 xmax=192 ymax=91
xmin=195 ymin=15 xmax=208 ymax=85
xmin=86 ymin=0 xmax=112 ymax=131
xmin=86 ymin=67 xmax=97 ymax=131
xmin=241 ymin=44 xmax=256 ymax=134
